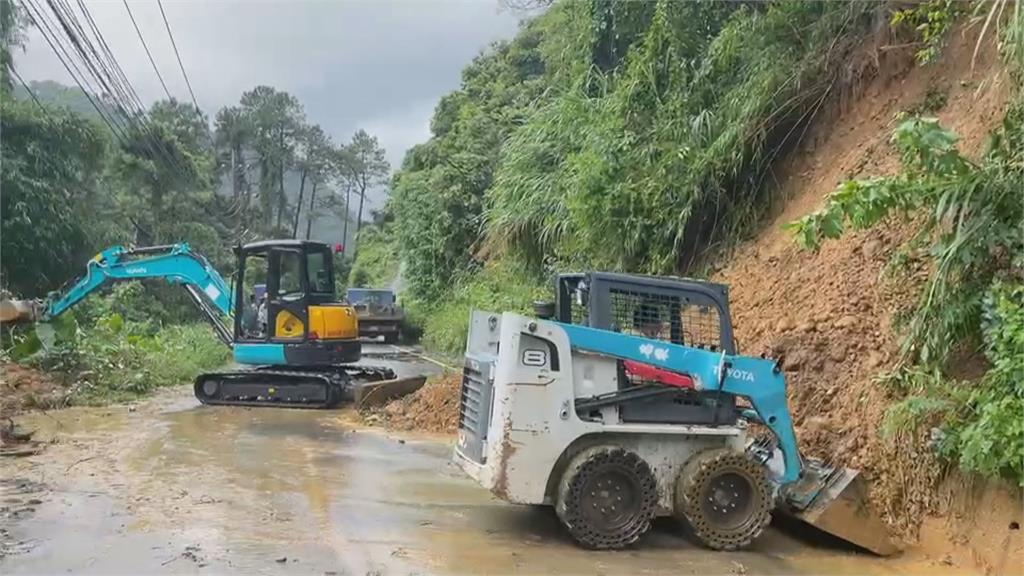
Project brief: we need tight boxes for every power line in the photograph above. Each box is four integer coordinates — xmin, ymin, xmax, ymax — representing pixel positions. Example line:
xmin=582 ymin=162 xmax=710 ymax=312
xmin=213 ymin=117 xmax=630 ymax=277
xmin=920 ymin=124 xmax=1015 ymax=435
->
xmin=24 ymin=0 xmax=193 ymax=186
xmin=122 ymin=0 xmax=172 ymax=101
xmin=32 ymin=0 xmax=131 ymax=139
xmin=47 ymin=0 xmax=177 ymax=176
xmin=19 ymin=0 xmax=131 ymax=145
xmin=156 ymin=0 xmax=199 ymax=111
xmin=68 ymin=0 xmax=193 ymax=181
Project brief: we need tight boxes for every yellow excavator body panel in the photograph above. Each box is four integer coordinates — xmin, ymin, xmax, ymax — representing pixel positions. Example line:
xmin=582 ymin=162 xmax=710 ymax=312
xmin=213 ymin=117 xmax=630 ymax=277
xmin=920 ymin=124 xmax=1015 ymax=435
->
xmin=308 ymin=305 xmax=359 ymax=340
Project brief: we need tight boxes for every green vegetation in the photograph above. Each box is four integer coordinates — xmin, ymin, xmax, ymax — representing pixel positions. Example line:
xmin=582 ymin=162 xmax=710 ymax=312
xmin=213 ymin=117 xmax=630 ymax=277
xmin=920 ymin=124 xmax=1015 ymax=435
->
xmin=348 ymin=222 xmax=400 ymax=289
xmin=351 ymin=0 xmax=1024 ymax=486
xmin=789 ymin=105 xmax=1023 ymax=482
xmin=415 ymin=257 xmax=548 ymax=353
xmin=891 ymin=0 xmax=964 ymax=64
xmin=357 ymin=0 xmax=883 ymax=350
xmin=4 ymin=288 xmax=229 ymax=405
xmin=0 ymin=1 xmax=386 ymax=403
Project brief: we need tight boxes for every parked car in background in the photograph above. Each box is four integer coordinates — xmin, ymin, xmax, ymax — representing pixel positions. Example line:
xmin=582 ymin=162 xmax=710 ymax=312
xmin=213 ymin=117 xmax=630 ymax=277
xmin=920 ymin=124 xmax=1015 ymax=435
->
xmin=346 ymin=288 xmax=404 ymax=343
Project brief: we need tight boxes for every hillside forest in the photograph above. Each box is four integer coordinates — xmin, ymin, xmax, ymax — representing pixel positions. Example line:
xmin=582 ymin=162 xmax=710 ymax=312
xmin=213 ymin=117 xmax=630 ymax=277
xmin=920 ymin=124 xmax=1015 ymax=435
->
xmin=1 ymin=0 xmax=388 ymax=400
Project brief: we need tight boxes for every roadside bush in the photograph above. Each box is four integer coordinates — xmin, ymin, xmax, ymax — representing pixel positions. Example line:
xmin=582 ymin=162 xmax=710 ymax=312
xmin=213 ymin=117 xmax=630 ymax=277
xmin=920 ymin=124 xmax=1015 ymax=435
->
xmin=5 ymin=291 xmax=229 ymax=405
xmin=348 ymin=224 xmax=400 ymax=289
xmin=417 ymin=257 xmax=547 ymax=354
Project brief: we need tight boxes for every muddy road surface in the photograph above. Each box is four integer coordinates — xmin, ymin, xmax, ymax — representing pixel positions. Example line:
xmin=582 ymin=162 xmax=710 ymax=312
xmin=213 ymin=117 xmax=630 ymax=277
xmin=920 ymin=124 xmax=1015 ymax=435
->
xmin=2 ymin=346 xmax=965 ymax=575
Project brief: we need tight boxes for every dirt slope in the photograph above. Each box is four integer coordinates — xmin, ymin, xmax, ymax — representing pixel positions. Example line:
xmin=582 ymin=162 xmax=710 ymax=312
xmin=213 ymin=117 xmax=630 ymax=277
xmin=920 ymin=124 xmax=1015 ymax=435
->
xmin=712 ymin=24 xmax=1018 ymax=570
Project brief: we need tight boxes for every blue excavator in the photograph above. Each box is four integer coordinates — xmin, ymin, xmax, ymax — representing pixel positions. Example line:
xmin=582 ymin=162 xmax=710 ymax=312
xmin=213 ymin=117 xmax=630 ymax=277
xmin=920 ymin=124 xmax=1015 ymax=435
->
xmin=1 ymin=240 xmax=395 ymax=408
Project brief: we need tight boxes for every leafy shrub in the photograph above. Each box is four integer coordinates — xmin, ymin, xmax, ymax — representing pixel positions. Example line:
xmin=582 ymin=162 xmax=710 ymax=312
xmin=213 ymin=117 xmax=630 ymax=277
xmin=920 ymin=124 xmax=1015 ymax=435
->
xmin=6 ymin=290 xmax=229 ymax=405
xmin=949 ymin=282 xmax=1024 ymax=481
xmin=417 ymin=257 xmax=547 ymax=354
xmin=890 ymin=0 xmax=963 ymax=64
xmin=348 ymin=224 xmax=400 ymax=289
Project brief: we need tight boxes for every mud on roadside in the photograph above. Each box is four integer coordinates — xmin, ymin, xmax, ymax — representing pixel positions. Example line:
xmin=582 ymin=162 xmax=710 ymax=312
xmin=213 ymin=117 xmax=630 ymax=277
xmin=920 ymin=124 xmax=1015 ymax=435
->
xmin=362 ymin=372 xmax=461 ymax=433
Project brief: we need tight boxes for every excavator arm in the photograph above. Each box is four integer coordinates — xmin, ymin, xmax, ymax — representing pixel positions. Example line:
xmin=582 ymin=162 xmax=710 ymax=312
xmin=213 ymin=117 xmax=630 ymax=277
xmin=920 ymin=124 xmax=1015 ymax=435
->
xmin=38 ymin=243 xmax=235 ymax=345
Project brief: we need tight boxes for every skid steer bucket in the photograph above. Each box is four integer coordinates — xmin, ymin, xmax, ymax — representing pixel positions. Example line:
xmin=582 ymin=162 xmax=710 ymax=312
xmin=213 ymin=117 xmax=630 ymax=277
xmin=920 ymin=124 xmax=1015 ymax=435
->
xmin=780 ymin=458 xmax=900 ymax=556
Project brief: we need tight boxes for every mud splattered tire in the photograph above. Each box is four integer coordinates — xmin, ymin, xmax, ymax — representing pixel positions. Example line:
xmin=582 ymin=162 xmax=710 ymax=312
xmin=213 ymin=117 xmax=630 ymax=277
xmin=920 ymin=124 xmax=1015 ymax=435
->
xmin=675 ymin=448 xmax=773 ymax=551
xmin=555 ymin=446 xmax=658 ymax=549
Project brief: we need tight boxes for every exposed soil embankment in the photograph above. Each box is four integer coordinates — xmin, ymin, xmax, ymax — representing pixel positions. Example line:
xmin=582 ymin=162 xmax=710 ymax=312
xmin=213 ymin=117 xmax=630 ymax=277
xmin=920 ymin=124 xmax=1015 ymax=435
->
xmin=713 ymin=24 xmax=1019 ymax=572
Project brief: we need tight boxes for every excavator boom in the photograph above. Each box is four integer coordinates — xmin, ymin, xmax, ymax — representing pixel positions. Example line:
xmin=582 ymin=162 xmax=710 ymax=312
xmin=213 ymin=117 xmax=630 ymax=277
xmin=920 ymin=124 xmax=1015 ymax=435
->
xmin=3 ymin=243 xmax=234 ymax=344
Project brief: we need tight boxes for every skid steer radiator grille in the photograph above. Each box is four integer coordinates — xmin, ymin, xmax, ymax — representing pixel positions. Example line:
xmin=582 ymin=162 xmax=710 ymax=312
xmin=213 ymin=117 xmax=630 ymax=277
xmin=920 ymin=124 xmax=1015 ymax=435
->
xmin=458 ymin=355 xmax=493 ymax=463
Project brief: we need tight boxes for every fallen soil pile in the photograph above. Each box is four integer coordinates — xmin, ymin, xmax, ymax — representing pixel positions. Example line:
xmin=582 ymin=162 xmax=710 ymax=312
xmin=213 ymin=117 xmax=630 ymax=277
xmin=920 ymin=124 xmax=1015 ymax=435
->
xmin=713 ymin=23 xmax=1014 ymax=558
xmin=0 ymin=362 xmax=70 ymax=416
xmin=369 ymin=372 xmax=461 ymax=433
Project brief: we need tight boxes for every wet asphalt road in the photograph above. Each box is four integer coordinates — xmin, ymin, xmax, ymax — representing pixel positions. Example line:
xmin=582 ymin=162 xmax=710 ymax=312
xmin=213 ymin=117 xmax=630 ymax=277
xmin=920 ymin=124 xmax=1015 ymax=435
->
xmin=0 ymin=344 xmax=965 ymax=575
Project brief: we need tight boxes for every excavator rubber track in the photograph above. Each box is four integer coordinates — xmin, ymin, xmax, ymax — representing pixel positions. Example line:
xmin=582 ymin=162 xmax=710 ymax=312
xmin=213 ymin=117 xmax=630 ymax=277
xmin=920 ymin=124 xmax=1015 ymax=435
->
xmin=194 ymin=365 xmax=397 ymax=409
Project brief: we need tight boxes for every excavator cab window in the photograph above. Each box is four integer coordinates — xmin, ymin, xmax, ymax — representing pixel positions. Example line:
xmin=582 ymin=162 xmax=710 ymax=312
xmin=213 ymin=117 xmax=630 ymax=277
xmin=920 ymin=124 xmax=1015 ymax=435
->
xmin=306 ymin=250 xmax=332 ymax=294
xmin=278 ymin=251 xmax=304 ymax=301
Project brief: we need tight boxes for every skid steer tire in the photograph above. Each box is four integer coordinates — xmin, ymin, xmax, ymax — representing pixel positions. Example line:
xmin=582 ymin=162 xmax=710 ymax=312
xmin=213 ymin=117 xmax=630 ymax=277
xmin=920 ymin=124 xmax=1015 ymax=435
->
xmin=675 ymin=447 xmax=773 ymax=551
xmin=555 ymin=446 xmax=658 ymax=550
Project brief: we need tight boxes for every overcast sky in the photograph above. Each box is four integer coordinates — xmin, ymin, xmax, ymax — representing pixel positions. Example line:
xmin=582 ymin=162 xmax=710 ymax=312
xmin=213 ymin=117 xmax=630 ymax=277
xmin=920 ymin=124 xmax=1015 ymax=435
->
xmin=15 ymin=0 xmax=525 ymax=172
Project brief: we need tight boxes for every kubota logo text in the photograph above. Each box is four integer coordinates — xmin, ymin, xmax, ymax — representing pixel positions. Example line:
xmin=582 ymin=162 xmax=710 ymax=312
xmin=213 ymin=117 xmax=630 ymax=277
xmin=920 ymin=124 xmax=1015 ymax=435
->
xmin=713 ymin=365 xmax=755 ymax=382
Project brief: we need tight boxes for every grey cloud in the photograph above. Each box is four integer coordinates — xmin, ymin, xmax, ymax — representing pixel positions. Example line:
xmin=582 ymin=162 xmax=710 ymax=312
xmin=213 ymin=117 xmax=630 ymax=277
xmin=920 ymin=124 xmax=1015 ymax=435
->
xmin=17 ymin=0 xmax=522 ymax=171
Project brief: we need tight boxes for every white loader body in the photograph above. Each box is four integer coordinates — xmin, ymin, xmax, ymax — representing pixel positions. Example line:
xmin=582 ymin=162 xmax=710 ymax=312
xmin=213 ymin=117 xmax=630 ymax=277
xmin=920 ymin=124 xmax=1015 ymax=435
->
xmin=453 ymin=311 xmax=745 ymax=515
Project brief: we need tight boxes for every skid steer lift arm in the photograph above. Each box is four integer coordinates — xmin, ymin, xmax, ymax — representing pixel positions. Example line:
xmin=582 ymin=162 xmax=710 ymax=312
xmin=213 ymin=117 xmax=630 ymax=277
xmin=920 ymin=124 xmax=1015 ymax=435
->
xmin=42 ymin=244 xmax=234 ymax=344
xmin=559 ymin=322 xmax=803 ymax=485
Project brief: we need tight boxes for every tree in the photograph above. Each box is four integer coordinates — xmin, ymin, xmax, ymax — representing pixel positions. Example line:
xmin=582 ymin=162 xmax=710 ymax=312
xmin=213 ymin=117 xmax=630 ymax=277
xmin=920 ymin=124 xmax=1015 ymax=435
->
xmin=339 ymin=130 xmax=389 ymax=258
xmin=293 ymin=123 xmax=334 ymax=238
xmin=0 ymin=0 xmax=26 ymax=91
xmin=1 ymin=94 xmax=109 ymax=294
xmin=214 ymin=106 xmax=253 ymax=236
xmin=239 ymin=86 xmax=305 ymax=235
xmin=111 ymin=100 xmax=215 ymax=245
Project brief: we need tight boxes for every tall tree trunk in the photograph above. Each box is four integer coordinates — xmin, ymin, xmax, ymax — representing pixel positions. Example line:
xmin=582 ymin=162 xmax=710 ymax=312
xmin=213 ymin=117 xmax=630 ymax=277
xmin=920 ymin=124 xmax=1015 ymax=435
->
xmin=305 ymin=180 xmax=318 ymax=240
xmin=230 ymin=147 xmax=240 ymax=200
xmin=292 ymin=169 xmax=307 ymax=238
xmin=260 ymin=157 xmax=273 ymax=229
xmin=353 ymin=176 xmax=367 ymax=259
xmin=275 ymin=164 xmax=286 ymax=231
xmin=241 ymin=153 xmax=253 ymax=239
xmin=231 ymin=145 xmax=243 ymax=237
xmin=341 ymin=182 xmax=351 ymax=251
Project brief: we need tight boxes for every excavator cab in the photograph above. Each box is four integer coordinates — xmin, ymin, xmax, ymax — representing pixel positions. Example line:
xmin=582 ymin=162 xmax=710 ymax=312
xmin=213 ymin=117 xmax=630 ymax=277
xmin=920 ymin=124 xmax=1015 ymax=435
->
xmin=231 ymin=240 xmax=360 ymax=366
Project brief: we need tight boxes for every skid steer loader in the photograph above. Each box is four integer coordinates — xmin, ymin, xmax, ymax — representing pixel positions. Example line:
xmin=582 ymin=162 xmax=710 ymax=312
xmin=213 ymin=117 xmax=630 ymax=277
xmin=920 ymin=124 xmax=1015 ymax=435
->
xmin=453 ymin=272 xmax=896 ymax=554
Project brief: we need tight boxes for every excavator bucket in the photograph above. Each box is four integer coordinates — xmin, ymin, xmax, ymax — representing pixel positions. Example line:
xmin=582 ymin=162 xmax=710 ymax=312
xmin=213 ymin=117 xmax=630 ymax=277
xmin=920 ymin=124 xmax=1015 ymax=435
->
xmin=0 ymin=297 xmax=40 ymax=325
xmin=779 ymin=457 xmax=900 ymax=556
